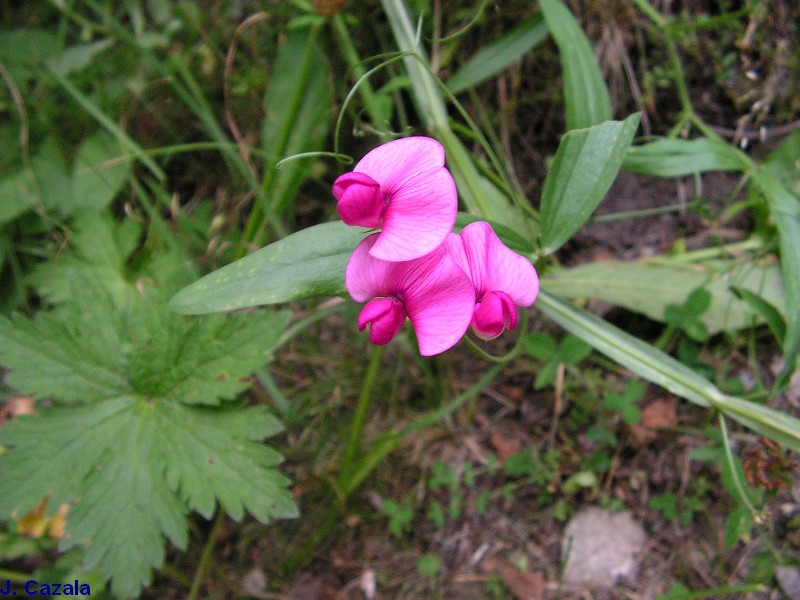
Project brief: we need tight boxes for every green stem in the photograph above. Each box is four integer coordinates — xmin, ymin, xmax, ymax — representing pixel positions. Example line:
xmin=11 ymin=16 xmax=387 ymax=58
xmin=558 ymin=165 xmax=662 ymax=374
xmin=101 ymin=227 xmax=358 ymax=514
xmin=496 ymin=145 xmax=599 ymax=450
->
xmin=331 ymin=15 xmax=389 ymax=137
xmin=242 ymin=25 xmax=322 ymax=252
xmin=187 ymin=509 xmax=226 ymax=600
xmin=718 ymin=414 xmax=759 ymax=517
xmin=0 ymin=569 xmax=32 ymax=583
xmin=286 ymin=360 xmax=505 ymax=574
xmin=343 ymin=361 xmax=505 ymax=497
xmin=662 ymin=583 xmax=766 ymax=600
xmin=338 ymin=344 xmax=384 ymax=490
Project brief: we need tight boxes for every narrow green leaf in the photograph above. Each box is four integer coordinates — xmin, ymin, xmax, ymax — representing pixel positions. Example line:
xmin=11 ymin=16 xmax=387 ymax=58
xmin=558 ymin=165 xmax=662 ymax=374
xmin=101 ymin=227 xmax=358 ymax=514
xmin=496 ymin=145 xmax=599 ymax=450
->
xmin=446 ymin=13 xmax=548 ymax=94
xmin=622 ymin=137 xmax=750 ymax=177
xmin=46 ymin=38 xmax=115 ymax=76
xmin=262 ymin=28 xmax=332 ymax=216
xmin=536 ymin=290 xmax=716 ymax=407
xmin=49 ymin=67 xmax=165 ymax=181
xmin=536 ymin=291 xmax=800 ymax=452
xmin=169 ymin=221 xmax=368 ymax=314
xmin=714 ymin=394 xmax=800 ymax=454
xmin=731 ymin=286 xmax=786 ymax=344
xmin=751 ymin=171 xmax=800 ymax=387
xmin=541 ymin=259 xmax=786 ymax=333
xmin=539 ymin=114 xmax=640 ymax=254
xmin=539 ymin=0 xmax=612 ymax=129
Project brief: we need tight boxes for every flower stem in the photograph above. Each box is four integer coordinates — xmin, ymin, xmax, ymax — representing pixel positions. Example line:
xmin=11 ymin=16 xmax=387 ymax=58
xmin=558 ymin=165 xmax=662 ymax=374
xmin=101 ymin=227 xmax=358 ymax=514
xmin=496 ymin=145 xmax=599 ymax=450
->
xmin=187 ymin=509 xmax=226 ymax=600
xmin=338 ymin=344 xmax=384 ymax=491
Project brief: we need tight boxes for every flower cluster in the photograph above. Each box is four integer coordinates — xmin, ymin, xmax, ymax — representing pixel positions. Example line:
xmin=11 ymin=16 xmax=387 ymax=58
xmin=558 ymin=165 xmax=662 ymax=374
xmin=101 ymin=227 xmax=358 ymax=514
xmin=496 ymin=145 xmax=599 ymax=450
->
xmin=333 ymin=137 xmax=539 ymax=356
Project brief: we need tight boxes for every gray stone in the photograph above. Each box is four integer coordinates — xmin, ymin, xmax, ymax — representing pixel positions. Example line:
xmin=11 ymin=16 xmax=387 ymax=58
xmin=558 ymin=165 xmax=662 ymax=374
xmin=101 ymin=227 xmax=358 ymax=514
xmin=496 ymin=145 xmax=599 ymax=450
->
xmin=561 ymin=506 xmax=647 ymax=588
xmin=776 ymin=566 xmax=800 ymax=600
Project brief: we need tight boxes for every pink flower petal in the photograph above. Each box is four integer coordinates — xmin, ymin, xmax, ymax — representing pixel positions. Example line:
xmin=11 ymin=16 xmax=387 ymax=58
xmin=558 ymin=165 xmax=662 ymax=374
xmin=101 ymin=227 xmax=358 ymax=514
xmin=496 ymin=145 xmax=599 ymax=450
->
xmin=345 ymin=234 xmax=394 ymax=302
xmin=353 ymin=137 xmax=446 ymax=192
xmin=459 ymin=221 xmax=539 ymax=306
xmin=333 ymin=172 xmax=386 ymax=229
xmin=368 ymin=167 xmax=457 ymax=261
xmin=402 ymin=246 xmax=475 ymax=356
xmin=472 ymin=291 xmax=517 ymax=340
xmin=358 ymin=298 xmax=406 ymax=346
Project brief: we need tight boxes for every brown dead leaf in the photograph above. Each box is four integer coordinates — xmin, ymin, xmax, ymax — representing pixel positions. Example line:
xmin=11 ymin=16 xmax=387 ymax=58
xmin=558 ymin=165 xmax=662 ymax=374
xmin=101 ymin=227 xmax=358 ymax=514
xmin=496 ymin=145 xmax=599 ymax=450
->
xmin=481 ymin=557 xmax=543 ymax=600
xmin=641 ymin=396 xmax=677 ymax=429
xmin=17 ymin=498 xmax=70 ymax=540
xmin=48 ymin=503 xmax=70 ymax=540
xmin=490 ymin=432 xmax=522 ymax=461
xmin=0 ymin=395 xmax=36 ymax=427
xmin=629 ymin=397 xmax=677 ymax=446
xmin=17 ymin=499 xmax=49 ymax=538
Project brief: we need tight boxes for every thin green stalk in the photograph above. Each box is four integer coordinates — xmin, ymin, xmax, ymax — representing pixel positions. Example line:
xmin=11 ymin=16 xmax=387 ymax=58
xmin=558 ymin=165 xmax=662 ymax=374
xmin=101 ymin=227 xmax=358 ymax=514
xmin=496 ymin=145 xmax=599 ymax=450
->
xmin=244 ymin=25 xmax=323 ymax=251
xmin=48 ymin=67 xmax=164 ymax=180
xmin=331 ymin=14 xmax=390 ymax=137
xmin=717 ymin=414 xmax=758 ymax=517
xmin=286 ymin=360 xmax=505 ymax=574
xmin=662 ymin=583 xmax=766 ymax=600
xmin=338 ymin=344 xmax=385 ymax=490
xmin=463 ymin=310 xmax=529 ymax=363
xmin=0 ymin=569 xmax=32 ymax=584
xmin=343 ymin=361 xmax=505 ymax=497
xmin=187 ymin=509 xmax=226 ymax=600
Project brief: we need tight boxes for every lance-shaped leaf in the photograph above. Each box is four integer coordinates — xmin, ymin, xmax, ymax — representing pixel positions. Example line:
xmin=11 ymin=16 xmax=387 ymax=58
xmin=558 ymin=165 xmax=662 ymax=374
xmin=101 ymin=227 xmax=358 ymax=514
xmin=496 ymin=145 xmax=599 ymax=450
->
xmin=541 ymin=259 xmax=785 ymax=334
xmin=539 ymin=0 xmax=611 ymax=129
xmin=751 ymin=171 xmax=800 ymax=388
xmin=446 ymin=12 xmax=548 ymax=94
xmin=536 ymin=291 xmax=800 ymax=453
xmin=622 ymin=137 xmax=749 ymax=177
xmin=539 ymin=114 xmax=640 ymax=255
xmin=169 ymin=221 xmax=368 ymax=314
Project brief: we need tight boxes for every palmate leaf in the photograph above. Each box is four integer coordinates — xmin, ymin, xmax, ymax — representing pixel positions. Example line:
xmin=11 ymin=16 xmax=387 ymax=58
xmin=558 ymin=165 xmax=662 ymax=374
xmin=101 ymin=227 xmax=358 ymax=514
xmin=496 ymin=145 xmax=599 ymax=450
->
xmin=0 ymin=267 xmax=294 ymax=597
xmin=0 ymin=397 xmax=296 ymax=599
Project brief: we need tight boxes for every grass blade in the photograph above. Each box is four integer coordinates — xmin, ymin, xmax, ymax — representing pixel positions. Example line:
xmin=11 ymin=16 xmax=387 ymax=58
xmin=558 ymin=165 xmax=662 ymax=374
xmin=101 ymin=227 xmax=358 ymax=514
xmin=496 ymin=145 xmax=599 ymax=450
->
xmin=446 ymin=12 xmax=548 ymax=94
xmin=539 ymin=0 xmax=612 ymax=129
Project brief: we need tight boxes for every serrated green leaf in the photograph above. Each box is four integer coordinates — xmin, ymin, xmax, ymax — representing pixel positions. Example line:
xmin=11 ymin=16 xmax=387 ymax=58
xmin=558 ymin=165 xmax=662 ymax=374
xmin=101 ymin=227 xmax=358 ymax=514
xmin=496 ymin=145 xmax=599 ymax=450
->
xmin=0 ymin=169 xmax=36 ymax=225
xmin=169 ymin=221 xmax=368 ymax=314
xmin=31 ymin=139 xmax=73 ymax=214
xmin=0 ymin=310 xmax=130 ymax=404
xmin=446 ymin=12 xmax=548 ymax=94
xmin=71 ymin=132 xmax=130 ymax=211
xmin=29 ymin=211 xmax=144 ymax=308
xmin=622 ymin=137 xmax=749 ymax=177
xmin=0 ymin=28 xmax=60 ymax=84
xmin=539 ymin=0 xmax=612 ymax=129
xmin=0 ymin=398 xmax=295 ymax=599
xmin=130 ymin=309 xmax=291 ymax=406
xmin=539 ymin=114 xmax=640 ymax=254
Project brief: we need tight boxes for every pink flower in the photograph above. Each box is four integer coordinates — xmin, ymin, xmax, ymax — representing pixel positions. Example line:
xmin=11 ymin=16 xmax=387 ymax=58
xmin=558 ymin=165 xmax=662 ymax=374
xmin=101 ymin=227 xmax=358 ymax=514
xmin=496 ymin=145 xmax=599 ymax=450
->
xmin=345 ymin=233 xmax=475 ymax=356
xmin=333 ymin=137 xmax=457 ymax=262
xmin=445 ymin=222 xmax=539 ymax=340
